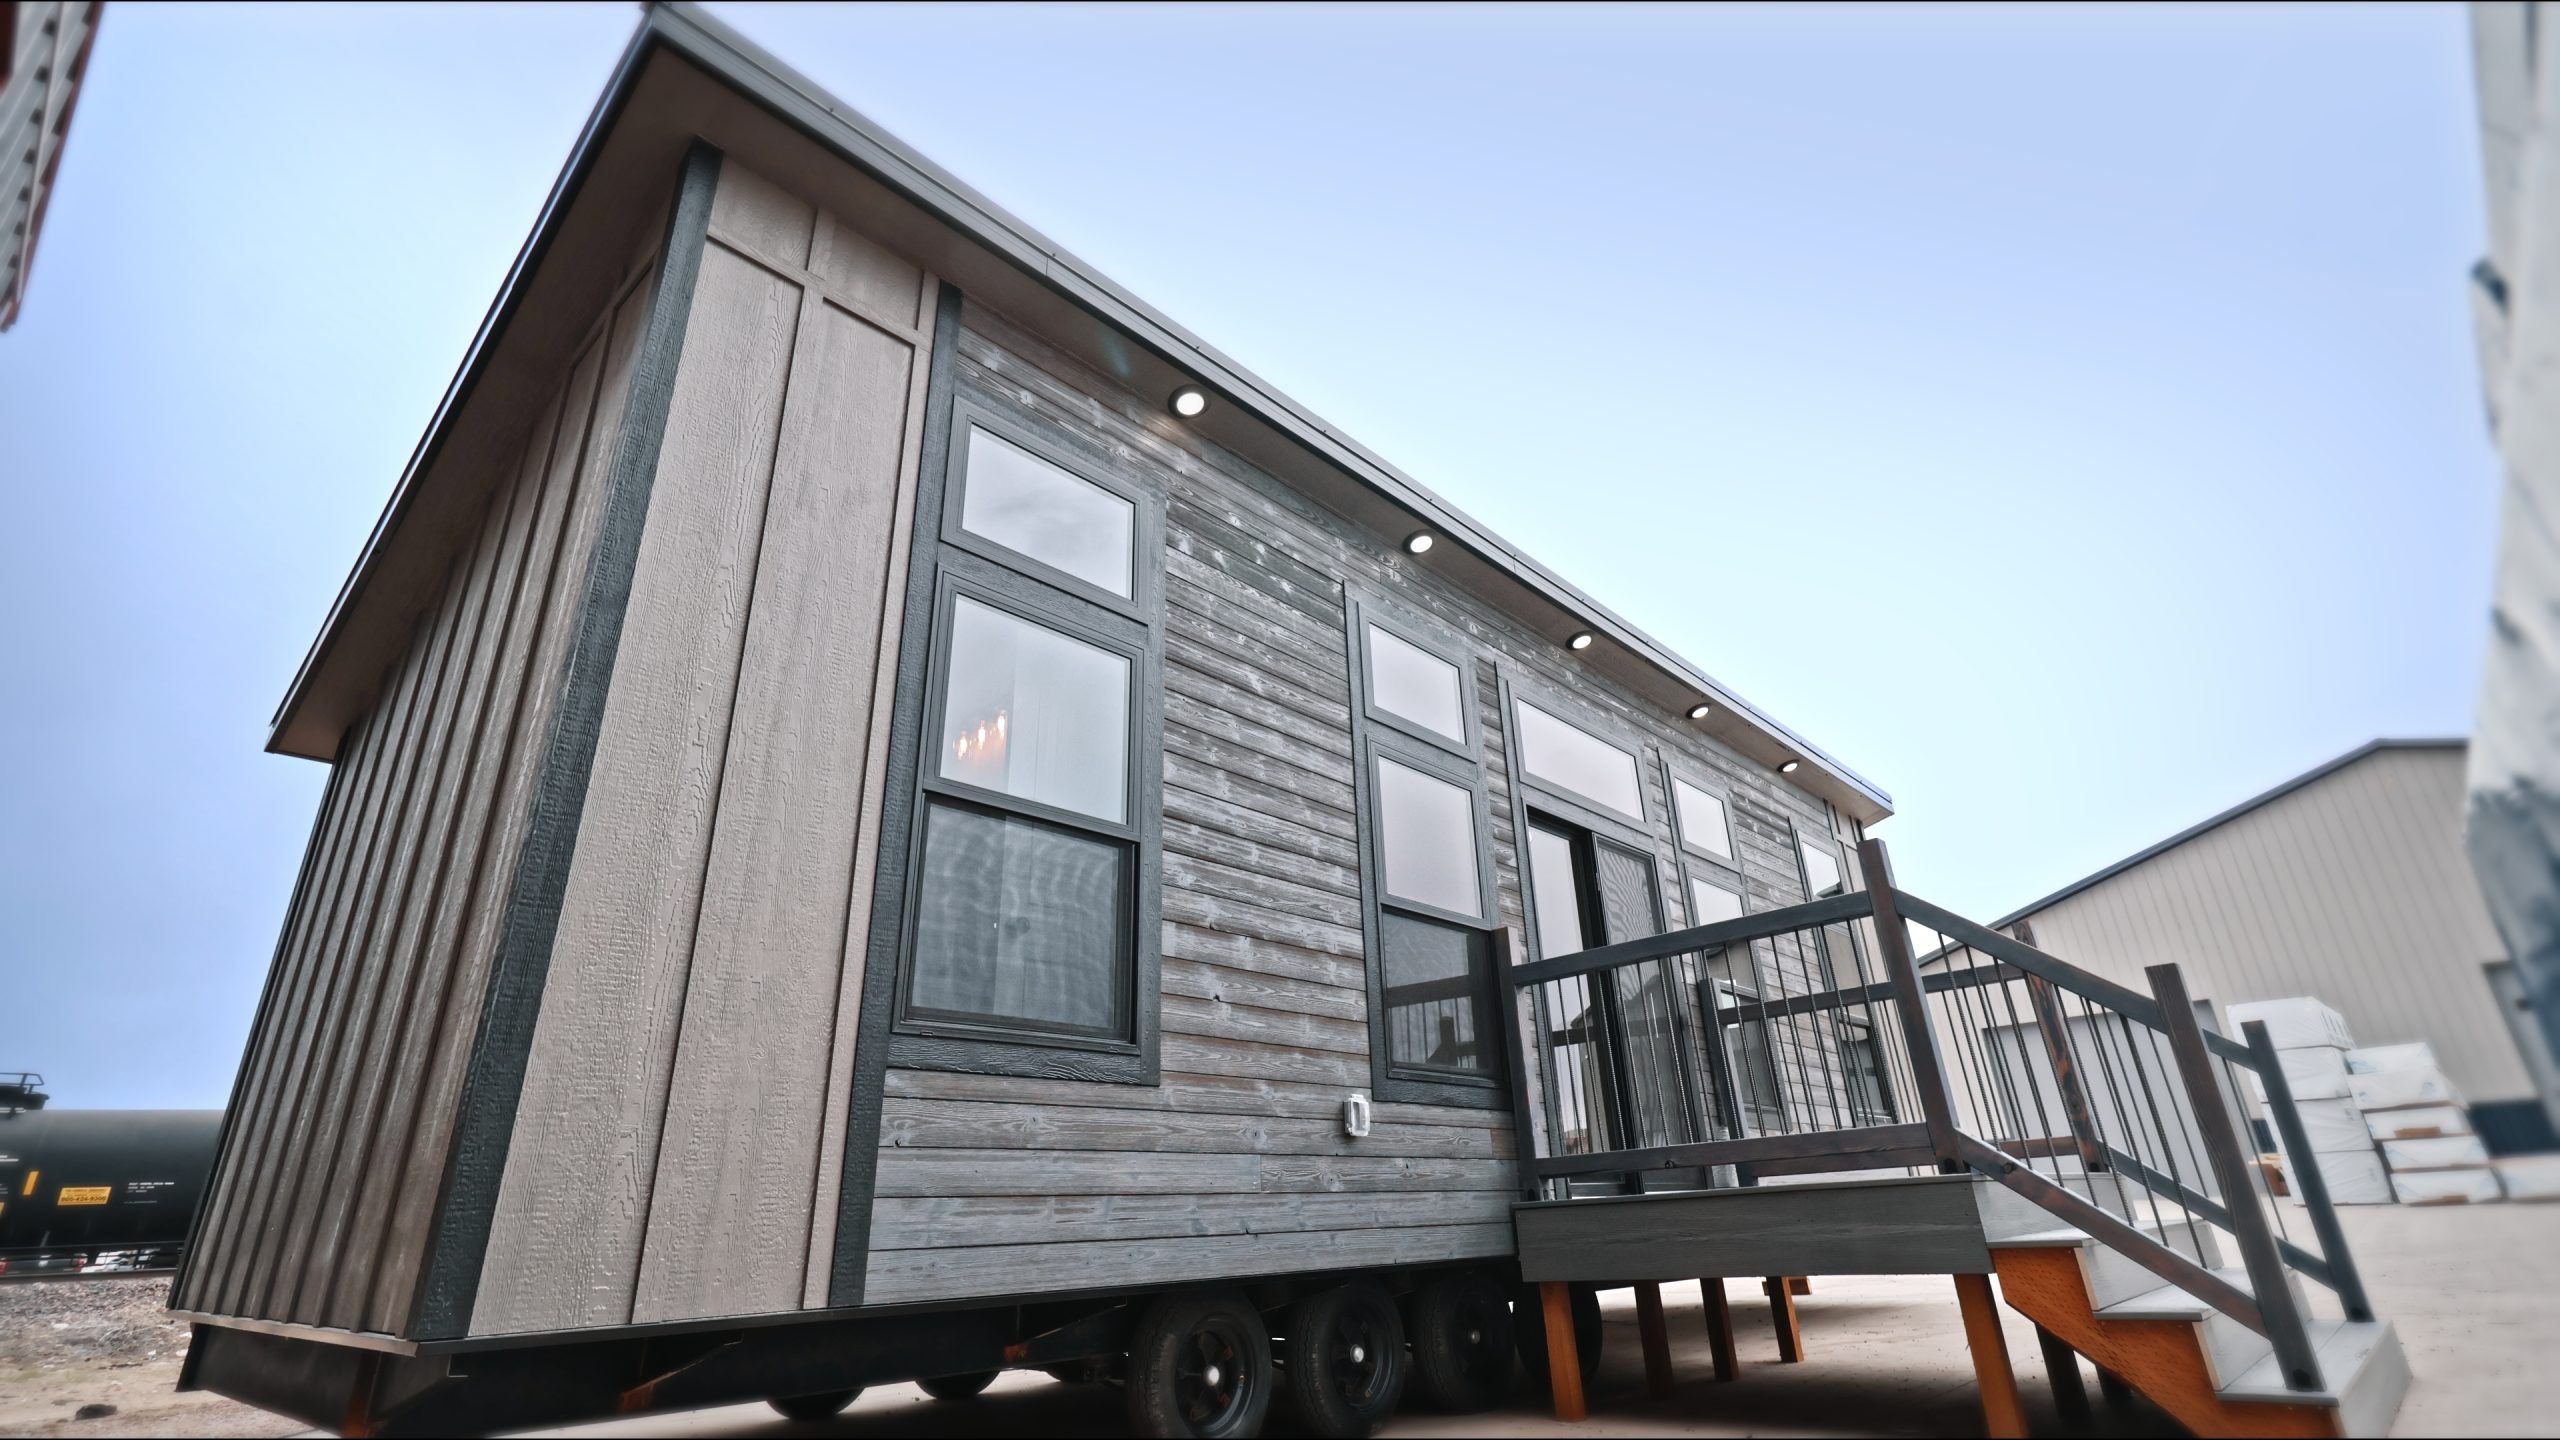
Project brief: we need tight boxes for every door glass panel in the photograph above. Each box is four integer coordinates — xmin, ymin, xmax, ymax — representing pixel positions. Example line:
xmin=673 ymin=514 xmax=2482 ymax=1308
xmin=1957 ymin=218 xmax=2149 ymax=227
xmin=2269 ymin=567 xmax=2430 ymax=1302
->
xmin=1593 ymin=840 xmax=1694 ymax=1149
xmin=1366 ymin=624 xmax=1466 ymax=743
xmin=958 ymin=425 xmax=1135 ymax=597
xmin=938 ymin=596 xmax=1130 ymax=823
xmin=1525 ymin=823 xmax=1587 ymax=957
xmin=1514 ymin=701 xmax=1643 ymax=819
xmin=1672 ymin=778 xmax=1734 ymax=862
xmin=1375 ymin=757 xmax=1481 ymax=917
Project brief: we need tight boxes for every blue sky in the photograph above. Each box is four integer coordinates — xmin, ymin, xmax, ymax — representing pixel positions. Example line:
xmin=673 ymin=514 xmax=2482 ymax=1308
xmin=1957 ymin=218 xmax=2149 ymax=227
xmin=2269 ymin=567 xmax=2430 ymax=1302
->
xmin=0 ymin=3 xmax=2497 ymax=1108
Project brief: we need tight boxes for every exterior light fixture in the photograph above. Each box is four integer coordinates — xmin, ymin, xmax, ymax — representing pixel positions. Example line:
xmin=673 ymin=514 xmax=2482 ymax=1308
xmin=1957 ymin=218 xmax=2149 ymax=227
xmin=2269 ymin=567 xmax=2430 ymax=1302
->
xmin=1688 ymin=703 xmax=1711 ymax=720
xmin=1779 ymin=759 xmax=1802 ymax=774
xmin=1568 ymin=631 xmax=1594 ymax=651
xmin=1169 ymin=385 xmax=1208 ymax=418
xmin=1403 ymin=531 xmax=1434 ymax=555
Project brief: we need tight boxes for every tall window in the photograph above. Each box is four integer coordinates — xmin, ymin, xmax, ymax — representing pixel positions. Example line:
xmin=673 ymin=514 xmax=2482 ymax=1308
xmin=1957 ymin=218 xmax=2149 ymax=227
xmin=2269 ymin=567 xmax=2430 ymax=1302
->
xmin=1346 ymin=597 xmax=1504 ymax=1106
xmin=1794 ymin=825 xmax=1895 ymax=1125
xmin=893 ymin=399 xmax=1163 ymax=1082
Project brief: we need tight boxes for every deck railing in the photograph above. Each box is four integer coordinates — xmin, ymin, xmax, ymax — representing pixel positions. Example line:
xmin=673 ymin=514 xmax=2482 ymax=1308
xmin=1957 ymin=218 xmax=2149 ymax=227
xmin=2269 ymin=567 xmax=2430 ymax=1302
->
xmin=1499 ymin=838 xmax=2370 ymax=1394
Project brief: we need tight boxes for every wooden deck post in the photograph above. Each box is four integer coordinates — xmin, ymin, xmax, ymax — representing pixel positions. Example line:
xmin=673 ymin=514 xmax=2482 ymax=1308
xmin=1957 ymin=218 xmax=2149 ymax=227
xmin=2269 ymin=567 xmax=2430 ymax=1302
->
xmin=2097 ymin=1365 xmax=2136 ymax=1411
xmin=2035 ymin=1322 xmax=2091 ymax=1423
xmin=1539 ymin=1282 xmax=1587 ymax=1422
xmin=1953 ymin=1273 xmax=2028 ymax=1440
xmin=1634 ymin=1283 xmax=1675 ymax=1398
xmin=1699 ymin=1278 xmax=1738 ymax=1382
xmin=1763 ymin=1277 xmax=1803 ymax=1362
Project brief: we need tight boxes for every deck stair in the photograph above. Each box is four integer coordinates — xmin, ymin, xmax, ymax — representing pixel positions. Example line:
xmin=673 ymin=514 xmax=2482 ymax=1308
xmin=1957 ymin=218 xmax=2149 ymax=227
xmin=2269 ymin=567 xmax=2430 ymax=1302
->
xmin=1983 ymin=1206 xmax=2407 ymax=1437
xmin=1495 ymin=839 xmax=2414 ymax=1438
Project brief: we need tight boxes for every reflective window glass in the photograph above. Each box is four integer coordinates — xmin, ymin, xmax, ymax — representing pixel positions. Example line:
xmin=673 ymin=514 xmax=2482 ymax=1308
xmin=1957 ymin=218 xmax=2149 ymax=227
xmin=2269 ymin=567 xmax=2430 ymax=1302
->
xmin=1376 ymin=757 xmax=1481 ymax=917
xmin=1672 ymin=778 xmax=1734 ymax=863
xmin=1515 ymin=701 xmax=1642 ymax=818
xmin=938 ymin=596 xmax=1129 ymax=823
xmin=1366 ymin=624 xmax=1466 ymax=743
xmin=958 ymin=425 xmax=1135 ymax=597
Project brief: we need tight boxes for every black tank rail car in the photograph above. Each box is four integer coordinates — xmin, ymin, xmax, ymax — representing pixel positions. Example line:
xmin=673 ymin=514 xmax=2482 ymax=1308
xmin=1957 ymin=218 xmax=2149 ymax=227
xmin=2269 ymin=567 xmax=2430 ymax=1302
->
xmin=0 ymin=1109 xmax=222 ymax=1275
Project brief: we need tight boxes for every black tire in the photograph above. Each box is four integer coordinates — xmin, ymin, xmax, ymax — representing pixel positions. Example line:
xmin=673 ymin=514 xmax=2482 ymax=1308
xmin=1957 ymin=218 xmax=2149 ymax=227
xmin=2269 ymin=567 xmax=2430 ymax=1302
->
xmin=767 ymin=1388 xmax=861 ymax=1420
xmin=1124 ymin=1288 xmax=1274 ymax=1438
xmin=1406 ymin=1270 xmax=1515 ymax=1413
xmin=1511 ymin=1283 xmax=1602 ymax=1390
xmin=1281 ymin=1279 xmax=1408 ymax=1437
xmin=918 ymin=1369 xmax=999 ymax=1400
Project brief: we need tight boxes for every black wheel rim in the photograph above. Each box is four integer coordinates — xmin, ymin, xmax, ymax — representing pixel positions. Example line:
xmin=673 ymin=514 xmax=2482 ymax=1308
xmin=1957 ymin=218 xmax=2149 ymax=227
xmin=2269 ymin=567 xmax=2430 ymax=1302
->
xmin=1328 ymin=1295 xmax=1394 ymax=1407
xmin=1448 ymin=1294 xmax=1505 ymax=1384
xmin=1177 ymin=1317 xmax=1253 ymax=1434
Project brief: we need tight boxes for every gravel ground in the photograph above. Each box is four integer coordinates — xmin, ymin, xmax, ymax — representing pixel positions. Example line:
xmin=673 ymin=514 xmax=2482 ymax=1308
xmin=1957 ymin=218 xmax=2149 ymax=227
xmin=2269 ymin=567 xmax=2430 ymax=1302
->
xmin=0 ymin=1277 xmax=299 ymax=1439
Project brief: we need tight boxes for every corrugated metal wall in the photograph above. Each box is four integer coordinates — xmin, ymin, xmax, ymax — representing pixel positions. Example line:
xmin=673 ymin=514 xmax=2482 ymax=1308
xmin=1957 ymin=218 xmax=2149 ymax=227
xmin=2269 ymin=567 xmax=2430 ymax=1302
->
xmin=175 ymin=250 xmax=660 ymax=1335
xmin=2016 ymin=745 xmax=2530 ymax=1102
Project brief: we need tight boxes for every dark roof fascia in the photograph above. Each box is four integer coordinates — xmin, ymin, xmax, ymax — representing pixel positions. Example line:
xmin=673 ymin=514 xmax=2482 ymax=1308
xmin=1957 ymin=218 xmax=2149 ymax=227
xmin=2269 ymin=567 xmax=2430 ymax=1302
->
xmin=1981 ymin=738 xmax=2467 ymax=932
xmin=268 ymin=0 xmax=1891 ymax=817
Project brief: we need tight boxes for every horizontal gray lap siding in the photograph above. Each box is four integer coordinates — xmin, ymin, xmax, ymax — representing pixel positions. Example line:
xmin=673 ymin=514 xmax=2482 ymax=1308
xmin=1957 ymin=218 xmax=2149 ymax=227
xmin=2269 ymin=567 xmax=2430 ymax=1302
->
xmin=860 ymin=307 xmax=1861 ymax=1303
xmin=175 ymin=256 xmax=655 ymax=1333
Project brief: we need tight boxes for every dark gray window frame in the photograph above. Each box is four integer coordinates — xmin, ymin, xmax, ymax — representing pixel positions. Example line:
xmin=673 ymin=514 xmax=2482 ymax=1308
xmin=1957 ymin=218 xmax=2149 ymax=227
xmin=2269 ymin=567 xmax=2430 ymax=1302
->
xmin=1505 ymin=681 xmax=1653 ymax=834
xmin=1665 ymin=766 xmax=1742 ymax=873
xmin=939 ymin=395 xmax=1161 ymax=622
xmin=886 ymin=387 xmax=1167 ymax=1085
xmin=1343 ymin=591 xmax=1506 ymax=1109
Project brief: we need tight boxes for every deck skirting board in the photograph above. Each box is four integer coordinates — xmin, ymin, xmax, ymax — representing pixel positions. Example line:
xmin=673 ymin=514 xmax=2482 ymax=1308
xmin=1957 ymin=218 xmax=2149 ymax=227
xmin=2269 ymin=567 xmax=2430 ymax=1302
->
xmin=1514 ymin=1175 xmax=1991 ymax=1283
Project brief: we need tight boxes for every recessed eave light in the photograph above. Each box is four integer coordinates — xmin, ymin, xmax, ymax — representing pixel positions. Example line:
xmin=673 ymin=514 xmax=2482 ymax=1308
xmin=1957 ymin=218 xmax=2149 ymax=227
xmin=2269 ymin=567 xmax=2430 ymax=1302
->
xmin=1779 ymin=759 xmax=1802 ymax=774
xmin=1169 ymin=385 xmax=1208 ymax=418
xmin=1567 ymin=631 xmax=1595 ymax=651
xmin=1688 ymin=703 xmax=1712 ymax=720
xmin=1403 ymin=531 xmax=1435 ymax=555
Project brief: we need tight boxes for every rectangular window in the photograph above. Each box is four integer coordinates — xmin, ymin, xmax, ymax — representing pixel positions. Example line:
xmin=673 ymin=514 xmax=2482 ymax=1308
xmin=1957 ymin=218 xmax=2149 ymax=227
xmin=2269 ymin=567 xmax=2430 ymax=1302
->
xmin=1345 ymin=595 xmax=1503 ymax=1108
xmin=956 ymin=423 xmax=1135 ymax=598
xmin=1380 ymin=912 xmax=1494 ymax=1078
xmin=1365 ymin=623 xmax=1467 ymax=745
xmin=908 ymin=801 xmax=1130 ymax=1038
xmin=1688 ymin=875 xmax=1744 ymax=927
xmin=889 ymin=395 xmax=1163 ymax=1085
xmin=1514 ymin=699 xmax=1643 ymax=821
xmin=938 ymin=596 xmax=1130 ymax=823
xmin=1375 ymin=756 xmax=1484 ymax=918
xmin=1799 ymin=836 xmax=1845 ymax=898
xmin=1672 ymin=777 xmax=1735 ymax=864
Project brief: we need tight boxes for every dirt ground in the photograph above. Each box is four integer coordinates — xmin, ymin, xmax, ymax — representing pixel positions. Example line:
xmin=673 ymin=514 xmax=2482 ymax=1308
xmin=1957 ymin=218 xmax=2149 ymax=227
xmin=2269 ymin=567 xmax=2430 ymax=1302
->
xmin=4 ymin=1201 xmax=2555 ymax=1437
xmin=0 ymin=1277 xmax=297 ymax=1439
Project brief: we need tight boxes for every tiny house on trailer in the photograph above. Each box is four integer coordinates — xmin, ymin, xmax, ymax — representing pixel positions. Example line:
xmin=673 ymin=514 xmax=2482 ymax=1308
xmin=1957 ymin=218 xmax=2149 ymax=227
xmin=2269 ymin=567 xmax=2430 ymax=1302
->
xmin=172 ymin=7 xmax=2410 ymax=1438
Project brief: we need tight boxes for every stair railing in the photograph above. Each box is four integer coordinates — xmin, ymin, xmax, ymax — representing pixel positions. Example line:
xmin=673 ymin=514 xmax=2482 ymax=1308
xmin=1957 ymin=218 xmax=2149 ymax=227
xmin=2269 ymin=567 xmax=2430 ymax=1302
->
xmin=1496 ymin=837 xmax=2369 ymax=1396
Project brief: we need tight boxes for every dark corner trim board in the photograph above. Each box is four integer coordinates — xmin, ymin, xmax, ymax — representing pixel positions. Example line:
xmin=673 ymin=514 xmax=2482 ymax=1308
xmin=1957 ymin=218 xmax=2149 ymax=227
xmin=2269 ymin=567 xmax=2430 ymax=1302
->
xmin=830 ymin=280 xmax=968 ymax=1311
xmin=409 ymin=142 xmax=726 ymax=1342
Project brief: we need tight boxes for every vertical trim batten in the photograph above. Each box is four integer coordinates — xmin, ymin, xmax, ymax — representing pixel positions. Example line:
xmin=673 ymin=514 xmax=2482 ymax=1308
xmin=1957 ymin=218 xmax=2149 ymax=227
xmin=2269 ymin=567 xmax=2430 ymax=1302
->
xmin=828 ymin=281 xmax=966 ymax=1309
xmin=411 ymin=142 xmax=726 ymax=1341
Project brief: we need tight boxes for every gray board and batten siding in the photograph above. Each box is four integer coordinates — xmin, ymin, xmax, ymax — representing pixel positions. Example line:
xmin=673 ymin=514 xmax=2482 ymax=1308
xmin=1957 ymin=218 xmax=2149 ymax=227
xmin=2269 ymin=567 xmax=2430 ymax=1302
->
xmin=175 ymin=216 xmax=668 ymax=1337
xmin=182 ymin=5 xmax=1894 ymax=1347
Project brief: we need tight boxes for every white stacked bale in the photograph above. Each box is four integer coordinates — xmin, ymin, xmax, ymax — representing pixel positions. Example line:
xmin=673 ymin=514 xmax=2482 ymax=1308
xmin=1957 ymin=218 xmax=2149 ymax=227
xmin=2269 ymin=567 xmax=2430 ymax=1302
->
xmin=2230 ymin=998 xmax=2396 ymax=1206
xmin=2347 ymin=1042 xmax=2503 ymax=1206
xmin=2492 ymin=1154 xmax=2560 ymax=1202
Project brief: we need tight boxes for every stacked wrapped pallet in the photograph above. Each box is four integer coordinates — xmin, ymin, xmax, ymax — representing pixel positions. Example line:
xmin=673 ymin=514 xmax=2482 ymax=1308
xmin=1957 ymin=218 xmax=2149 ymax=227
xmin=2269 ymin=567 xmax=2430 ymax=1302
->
xmin=2230 ymin=997 xmax=2394 ymax=1205
xmin=2350 ymin=1043 xmax=2503 ymax=1206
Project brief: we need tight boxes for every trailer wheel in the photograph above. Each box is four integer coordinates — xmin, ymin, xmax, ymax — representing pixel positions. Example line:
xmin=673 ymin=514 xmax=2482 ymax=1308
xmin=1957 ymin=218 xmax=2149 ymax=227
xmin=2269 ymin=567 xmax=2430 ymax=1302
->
xmin=1124 ymin=1288 xmax=1273 ymax=1438
xmin=767 ymin=1388 xmax=861 ymax=1420
xmin=918 ymin=1369 xmax=998 ymax=1400
xmin=1510 ymin=1282 xmax=1602 ymax=1390
xmin=1281 ymin=1278 xmax=1407 ymax=1437
xmin=1406 ymin=1270 xmax=1515 ymax=1413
